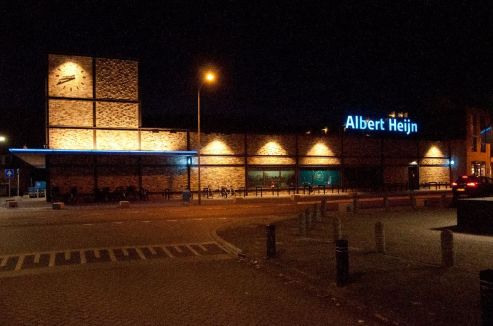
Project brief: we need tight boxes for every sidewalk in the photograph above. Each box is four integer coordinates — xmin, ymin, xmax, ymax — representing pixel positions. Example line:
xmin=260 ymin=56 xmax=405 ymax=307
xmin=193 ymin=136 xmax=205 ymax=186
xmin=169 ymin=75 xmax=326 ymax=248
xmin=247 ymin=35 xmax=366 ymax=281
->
xmin=217 ymin=207 xmax=485 ymax=326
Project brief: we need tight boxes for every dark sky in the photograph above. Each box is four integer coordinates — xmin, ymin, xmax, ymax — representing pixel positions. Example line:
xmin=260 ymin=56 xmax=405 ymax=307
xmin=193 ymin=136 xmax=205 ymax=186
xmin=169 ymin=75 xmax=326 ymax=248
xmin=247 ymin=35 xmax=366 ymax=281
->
xmin=2 ymin=1 xmax=493 ymax=146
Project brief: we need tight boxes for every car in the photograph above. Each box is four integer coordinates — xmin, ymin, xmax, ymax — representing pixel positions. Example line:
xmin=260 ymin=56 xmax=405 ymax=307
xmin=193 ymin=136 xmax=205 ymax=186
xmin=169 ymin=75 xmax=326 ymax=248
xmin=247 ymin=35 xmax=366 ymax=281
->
xmin=452 ymin=175 xmax=493 ymax=201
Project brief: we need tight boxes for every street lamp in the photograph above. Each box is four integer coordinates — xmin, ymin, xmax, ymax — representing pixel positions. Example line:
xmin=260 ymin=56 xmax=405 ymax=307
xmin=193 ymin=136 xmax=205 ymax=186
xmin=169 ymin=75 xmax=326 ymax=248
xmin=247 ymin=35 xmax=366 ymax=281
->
xmin=0 ymin=135 xmax=6 ymax=143
xmin=197 ymin=70 xmax=216 ymax=205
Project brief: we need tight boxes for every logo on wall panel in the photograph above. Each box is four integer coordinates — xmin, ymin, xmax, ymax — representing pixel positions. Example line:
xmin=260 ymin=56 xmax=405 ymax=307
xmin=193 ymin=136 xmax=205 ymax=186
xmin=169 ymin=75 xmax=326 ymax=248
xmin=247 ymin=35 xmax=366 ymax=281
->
xmin=4 ymin=169 xmax=14 ymax=179
xmin=345 ymin=115 xmax=418 ymax=135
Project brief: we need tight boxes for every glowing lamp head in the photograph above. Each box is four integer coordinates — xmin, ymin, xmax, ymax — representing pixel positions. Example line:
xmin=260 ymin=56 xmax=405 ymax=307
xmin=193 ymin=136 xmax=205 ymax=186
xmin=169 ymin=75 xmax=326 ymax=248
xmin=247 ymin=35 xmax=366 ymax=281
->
xmin=0 ymin=135 xmax=6 ymax=142
xmin=204 ymin=72 xmax=216 ymax=83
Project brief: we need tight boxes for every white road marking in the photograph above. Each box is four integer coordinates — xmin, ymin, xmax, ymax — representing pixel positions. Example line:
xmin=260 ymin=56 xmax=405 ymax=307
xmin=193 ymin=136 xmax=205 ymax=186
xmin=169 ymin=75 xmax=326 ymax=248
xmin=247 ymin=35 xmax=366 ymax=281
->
xmin=14 ymin=255 xmax=24 ymax=271
xmin=48 ymin=253 xmax=55 ymax=267
xmin=186 ymin=245 xmax=200 ymax=256
xmin=112 ymin=221 xmax=124 ymax=225
xmin=192 ymin=218 xmax=203 ymax=221
xmin=141 ymin=220 xmax=151 ymax=223
xmin=135 ymin=248 xmax=146 ymax=260
xmin=108 ymin=249 xmax=117 ymax=262
xmin=65 ymin=251 xmax=71 ymax=260
xmin=148 ymin=246 xmax=157 ymax=255
xmin=197 ymin=244 xmax=207 ymax=251
xmin=122 ymin=248 xmax=129 ymax=256
xmin=0 ymin=256 xmax=8 ymax=267
xmin=168 ymin=219 xmax=177 ymax=222
xmin=174 ymin=246 xmax=183 ymax=253
xmin=83 ymin=223 xmax=93 ymax=226
xmin=94 ymin=250 xmax=101 ymax=259
xmin=80 ymin=250 xmax=86 ymax=264
xmin=34 ymin=253 xmax=40 ymax=264
xmin=161 ymin=246 xmax=174 ymax=258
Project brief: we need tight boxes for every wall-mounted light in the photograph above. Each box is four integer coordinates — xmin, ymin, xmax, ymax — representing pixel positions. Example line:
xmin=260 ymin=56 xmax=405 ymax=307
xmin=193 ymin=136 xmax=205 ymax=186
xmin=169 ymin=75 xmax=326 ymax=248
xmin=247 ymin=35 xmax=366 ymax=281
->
xmin=187 ymin=156 xmax=192 ymax=166
xmin=321 ymin=127 xmax=328 ymax=134
xmin=450 ymin=159 xmax=455 ymax=166
xmin=409 ymin=161 xmax=418 ymax=165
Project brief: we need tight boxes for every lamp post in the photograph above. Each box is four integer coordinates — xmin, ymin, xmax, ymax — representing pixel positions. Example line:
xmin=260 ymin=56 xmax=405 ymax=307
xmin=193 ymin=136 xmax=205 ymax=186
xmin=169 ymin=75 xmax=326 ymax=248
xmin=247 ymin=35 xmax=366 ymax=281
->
xmin=197 ymin=71 xmax=216 ymax=205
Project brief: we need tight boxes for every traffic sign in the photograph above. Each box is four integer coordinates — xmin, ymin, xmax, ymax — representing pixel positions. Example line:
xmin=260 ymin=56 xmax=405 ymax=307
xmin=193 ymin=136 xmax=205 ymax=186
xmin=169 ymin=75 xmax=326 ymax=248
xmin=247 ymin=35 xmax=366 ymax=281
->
xmin=5 ymin=169 xmax=15 ymax=179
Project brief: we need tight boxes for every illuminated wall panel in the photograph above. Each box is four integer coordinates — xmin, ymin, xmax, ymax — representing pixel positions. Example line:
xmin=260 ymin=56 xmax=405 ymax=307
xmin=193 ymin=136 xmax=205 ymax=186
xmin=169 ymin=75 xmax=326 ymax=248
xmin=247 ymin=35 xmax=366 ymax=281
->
xmin=140 ymin=131 xmax=188 ymax=151
xmin=419 ymin=167 xmax=449 ymax=183
xmin=96 ymin=130 xmax=139 ymax=150
xmin=247 ymin=134 xmax=296 ymax=156
xmin=298 ymin=136 xmax=341 ymax=156
xmin=96 ymin=58 xmax=138 ymax=100
xmin=420 ymin=141 xmax=448 ymax=158
xmin=189 ymin=167 xmax=245 ymax=189
xmin=200 ymin=156 xmax=243 ymax=165
xmin=48 ymin=54 xmax=93 ymax=98
xmin=49 ymin=100 xmax=93 ymax=127
xmin=96 ymin=102 xmax=139 ymax=128
xmin=190 ymin=132 xmax=245 ymax=155
xmin=49 ymin=128 xmax=94 ymax=149
xmin=299 ymin=157 xmax=341 ymax=165
xmin=248 ymin=157 xmax=295 ymax=165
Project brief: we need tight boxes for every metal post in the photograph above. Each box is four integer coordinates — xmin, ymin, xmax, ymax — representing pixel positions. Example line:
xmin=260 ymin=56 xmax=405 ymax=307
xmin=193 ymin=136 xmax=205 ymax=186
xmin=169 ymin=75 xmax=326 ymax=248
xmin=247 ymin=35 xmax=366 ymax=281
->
xmin=8 ymin=179 xmax=11 ymax=197
xmin=266 ymin=224 xmax=276 ymax=258
xmin=352 ymin=192 xmax=358 ymax=213
xmin=410 ymin=193 xmax=417 ymax=210
xmin=197 ymin=87 xmax=202 ymax=205
xmin=298 ymin=212 xmax=306 ymax=236
xmin=16 ymin=168 xmax=19 ymax=197
xmin=441 ymin=229 xmax=454 ymax=267
xmin=375 ymin=222 xmax=386 ymax=254
xmin=335 ymin=239 xmax=349 ymax=287
xmin=480 ymin=269 xmax=493 ymax=325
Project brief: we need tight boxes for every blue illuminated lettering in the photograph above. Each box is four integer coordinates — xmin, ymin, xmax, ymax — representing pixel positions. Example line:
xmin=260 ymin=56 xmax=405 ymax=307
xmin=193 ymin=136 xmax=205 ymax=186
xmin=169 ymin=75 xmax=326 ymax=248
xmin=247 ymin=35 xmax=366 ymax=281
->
xmin=345 ymin=115 xmax=418 ymax=135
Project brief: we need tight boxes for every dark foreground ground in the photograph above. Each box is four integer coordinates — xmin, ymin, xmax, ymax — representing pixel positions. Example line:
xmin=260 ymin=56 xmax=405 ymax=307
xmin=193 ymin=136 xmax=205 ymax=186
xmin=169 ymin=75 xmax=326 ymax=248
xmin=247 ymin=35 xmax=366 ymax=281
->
xmin=218 ymin=207 xmax=490 ymax=326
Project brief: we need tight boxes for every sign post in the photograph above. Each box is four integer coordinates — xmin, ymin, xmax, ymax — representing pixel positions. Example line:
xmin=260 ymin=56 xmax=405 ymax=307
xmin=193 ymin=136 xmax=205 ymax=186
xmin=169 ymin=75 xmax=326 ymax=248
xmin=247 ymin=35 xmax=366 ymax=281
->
xmin=5 ymin=169 xmax=14 ymax=197
xmin=16 ymin=168 xmax=20 ymax=197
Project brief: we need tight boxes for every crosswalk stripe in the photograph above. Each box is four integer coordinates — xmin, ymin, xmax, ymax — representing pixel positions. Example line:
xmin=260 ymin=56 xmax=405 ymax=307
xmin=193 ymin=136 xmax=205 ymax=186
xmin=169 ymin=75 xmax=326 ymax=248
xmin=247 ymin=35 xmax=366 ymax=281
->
xmin=14 ymin=256 xmax=24 ymax=271
xmin=148 ymin=246 xmax=157 ymax=255
xmin=80 ymin=250 xmax=87 ymax=264
xmin=186 ymin=245 xmax=199 ymax=256
xmin=197 ymin=244 xmax=207 ymax=251
xmin=160 ymin=246 xmax=174 ymax=258
xmin=65 ymin=251 xmax=71 ymax=260
xmin=0 ymin=256 xmax=8 ymax=267
xmin=34 ymin=253 xmax=40 ymax=264
xmin=135 ymin=248 xmax=146 ymax=260
xmin=48 ymin=253 xmax=55 ymax=267
xmin=108 ymin=249 xmax=117 ymax=262
xmin=174 ymin=246 xmax=183 ymax=253
xmin=95 ymin=250 xmax=101 ymax=259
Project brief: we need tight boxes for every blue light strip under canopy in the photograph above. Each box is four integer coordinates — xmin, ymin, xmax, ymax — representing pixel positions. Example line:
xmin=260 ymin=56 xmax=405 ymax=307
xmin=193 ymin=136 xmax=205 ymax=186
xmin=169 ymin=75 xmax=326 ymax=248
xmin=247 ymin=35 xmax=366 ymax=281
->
xmin=9 ymin=148 xmax=197 ymax=156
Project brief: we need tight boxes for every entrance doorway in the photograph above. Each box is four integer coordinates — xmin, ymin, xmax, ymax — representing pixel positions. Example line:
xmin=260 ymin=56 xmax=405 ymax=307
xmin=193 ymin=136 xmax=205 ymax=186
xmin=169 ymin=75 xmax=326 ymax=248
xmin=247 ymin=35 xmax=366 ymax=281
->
xmin=408 ymin=165 xmax=419 ymax=190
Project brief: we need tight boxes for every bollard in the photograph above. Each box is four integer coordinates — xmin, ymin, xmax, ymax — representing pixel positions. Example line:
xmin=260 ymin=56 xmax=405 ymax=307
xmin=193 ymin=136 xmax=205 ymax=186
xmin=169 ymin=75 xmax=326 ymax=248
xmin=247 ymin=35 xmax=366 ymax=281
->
xmin=441 ymin=229 xmax=454 ymax=267
xmin=375 ymin=221 xmax=386 ymax=253
xmin=321 ymin=198 xmax=327 ymax=217
xmin=384 ymin=195 xmax=390 ymax=211
xmin=298 ymin=212 xmax=307 ymax=236
xmin=352 ymin=192 xmax=358 ymax=213
xmin=266 ymin=224 xmax=276 ymax=258
xmin=480 ymin=269 xmax=493 ymax=325
xmin=335 ymin=239 xmax=349 ymax=287
xmin=305 ymin=208 xmax=312 ymax=230
xmin=332 ymin=217 xmax=342 ymax=241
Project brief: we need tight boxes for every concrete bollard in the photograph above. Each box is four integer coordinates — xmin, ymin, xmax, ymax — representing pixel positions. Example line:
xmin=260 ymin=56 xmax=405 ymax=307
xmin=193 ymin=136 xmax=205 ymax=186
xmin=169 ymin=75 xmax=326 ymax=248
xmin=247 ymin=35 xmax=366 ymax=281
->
xmin=313 ymin=203 xmax=321 ymax=222
xmin=298 ymin=212 xmax=307 ymax=236
xmin=321 ymin=198 xmax=327 ymax=218
xmin=441 ymin=229 xmax=454 ymax=267
xmin=266 ymin=224 xmax=276 ymax=258
xmin=52 ymin=202 xmax=65 ymax=210
xmin=375 ymin=221 xmax=386 ymax=254
xmin=332 ymin=217 xmax=342 ymax=241
xmin=119 ymin=201 xmax=130 ymax=208
xmin=305 ymin=208 xmax=312 ymax=230
xmin=384 ymin=195 xmax=390 ymax=211
xmin=480 ymin=269 xmax=493 ymax=325
xmin=352 ymin=192 xmax=358 ymax=213
xmin=335 ymin=239 xmax=349 ymax=287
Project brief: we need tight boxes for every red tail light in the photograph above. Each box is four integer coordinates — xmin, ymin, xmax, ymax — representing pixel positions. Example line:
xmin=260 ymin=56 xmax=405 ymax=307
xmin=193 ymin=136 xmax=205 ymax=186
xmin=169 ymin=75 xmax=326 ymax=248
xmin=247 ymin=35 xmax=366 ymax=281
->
xmin=466 ymin=182 xmax=478 ymax=187
xmin=452 ymin=182 xmax=458 ymax=186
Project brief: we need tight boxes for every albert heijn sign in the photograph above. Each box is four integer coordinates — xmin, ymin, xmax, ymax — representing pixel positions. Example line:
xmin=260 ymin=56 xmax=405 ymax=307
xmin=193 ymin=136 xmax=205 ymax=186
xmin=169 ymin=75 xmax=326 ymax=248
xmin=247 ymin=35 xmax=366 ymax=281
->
xmin=345 ymin=115 xmax=418 ymax=135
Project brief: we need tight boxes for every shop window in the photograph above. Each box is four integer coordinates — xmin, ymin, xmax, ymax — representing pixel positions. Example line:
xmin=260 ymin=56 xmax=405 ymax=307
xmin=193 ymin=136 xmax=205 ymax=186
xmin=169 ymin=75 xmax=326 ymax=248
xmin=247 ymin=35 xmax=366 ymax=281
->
xmin=247 ymin=169 xmax=295 ymax=188
xmin=298 ymin=169 xmax=340 ymax=186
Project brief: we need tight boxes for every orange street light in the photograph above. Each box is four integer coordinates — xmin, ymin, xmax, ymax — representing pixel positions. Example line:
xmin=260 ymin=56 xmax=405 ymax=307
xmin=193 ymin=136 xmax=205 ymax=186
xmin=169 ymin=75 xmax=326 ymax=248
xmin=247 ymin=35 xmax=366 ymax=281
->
xmin=197 ymin=70 xmax=217 ymax=205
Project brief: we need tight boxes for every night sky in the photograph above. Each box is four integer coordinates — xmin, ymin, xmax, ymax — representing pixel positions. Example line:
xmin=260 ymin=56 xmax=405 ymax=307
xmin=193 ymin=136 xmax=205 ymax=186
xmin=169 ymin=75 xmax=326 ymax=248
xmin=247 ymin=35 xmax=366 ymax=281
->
xmin=2 ymin=1 xmax=493 ymax=147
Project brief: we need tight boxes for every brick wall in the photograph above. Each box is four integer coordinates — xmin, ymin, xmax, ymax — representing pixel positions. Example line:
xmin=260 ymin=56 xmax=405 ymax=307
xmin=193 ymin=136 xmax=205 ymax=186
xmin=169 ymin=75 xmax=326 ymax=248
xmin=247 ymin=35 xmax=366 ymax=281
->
xmin=49 ymin=128 xmax=94 ymax=149
xmin=49 ymin=100 xmax=93 ymax=127
xmin=95 ymin=58 xmax=138 ymax=100
xmin=96 ymin=130 xmax=139 ymax=150
xmin=141 ymin=131 xmax=188 ymax=151
xmin=96 ymin=102 xmax=139 ymax=128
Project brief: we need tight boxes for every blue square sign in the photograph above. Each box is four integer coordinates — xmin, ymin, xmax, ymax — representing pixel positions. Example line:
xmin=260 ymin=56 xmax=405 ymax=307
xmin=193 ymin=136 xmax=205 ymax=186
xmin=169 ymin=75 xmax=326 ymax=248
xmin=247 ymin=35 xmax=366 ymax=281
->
xmin=4 ymin=169 xmax=15 ymax=179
